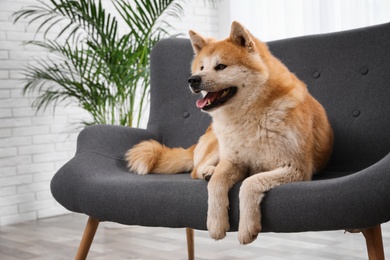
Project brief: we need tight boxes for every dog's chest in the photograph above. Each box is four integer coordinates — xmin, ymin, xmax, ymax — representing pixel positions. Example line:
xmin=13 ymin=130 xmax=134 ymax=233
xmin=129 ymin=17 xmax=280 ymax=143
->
xmin=213 ymin=109 xmax=299 ymax=172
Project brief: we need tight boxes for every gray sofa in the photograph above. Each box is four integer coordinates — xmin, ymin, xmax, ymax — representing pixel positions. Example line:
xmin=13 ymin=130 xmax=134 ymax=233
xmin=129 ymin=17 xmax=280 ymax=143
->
xmin=51 ymin=23 xmax=390 ymax=259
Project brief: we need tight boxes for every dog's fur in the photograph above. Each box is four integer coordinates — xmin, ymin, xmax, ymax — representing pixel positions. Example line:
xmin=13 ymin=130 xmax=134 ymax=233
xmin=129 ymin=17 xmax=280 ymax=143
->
xmin=125 ymin=21 xmax=333 ymax=244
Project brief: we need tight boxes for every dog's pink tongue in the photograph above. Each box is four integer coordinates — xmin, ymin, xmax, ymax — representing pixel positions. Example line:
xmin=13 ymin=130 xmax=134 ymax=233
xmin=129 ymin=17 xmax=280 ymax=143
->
xmin=196 ymin=92 xmax=219 ymax=109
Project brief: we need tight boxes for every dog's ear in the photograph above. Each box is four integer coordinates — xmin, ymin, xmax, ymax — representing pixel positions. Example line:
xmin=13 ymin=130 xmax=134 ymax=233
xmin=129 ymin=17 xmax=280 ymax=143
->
xmin=189 ymin=30 xmax=208 ymax=54
xmin=229 ymin=21 xmax=254 ymax=52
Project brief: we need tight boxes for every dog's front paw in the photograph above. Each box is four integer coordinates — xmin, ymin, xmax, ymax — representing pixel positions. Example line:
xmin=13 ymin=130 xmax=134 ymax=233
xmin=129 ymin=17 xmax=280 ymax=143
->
xmin=238 ymin=180 xmax=263 ymax=244
xmin=207 ymin=214 xmax=229 ymax=240
xmin=193 ymin=165 xmax=215 ymax=180
xmin=238 ymin=217 xmax=261 ymax=244
xmin=201 ymin=165 xmax=215 ymax=181
xmin=125 ymin=140 xmax=161 ymax=175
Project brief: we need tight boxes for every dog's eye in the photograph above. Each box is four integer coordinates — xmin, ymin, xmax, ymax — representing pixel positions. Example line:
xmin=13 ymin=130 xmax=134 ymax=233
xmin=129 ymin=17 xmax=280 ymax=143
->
xmin=200 ymin=66 xmax=204 ymax=71
xmin=215 ymin=64 xmax=227 ymax=71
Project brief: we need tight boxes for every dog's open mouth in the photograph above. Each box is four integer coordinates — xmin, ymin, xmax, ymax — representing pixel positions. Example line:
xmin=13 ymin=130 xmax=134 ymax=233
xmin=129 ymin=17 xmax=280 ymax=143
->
xmin=196 ymin=87 xmax=237 ymax=111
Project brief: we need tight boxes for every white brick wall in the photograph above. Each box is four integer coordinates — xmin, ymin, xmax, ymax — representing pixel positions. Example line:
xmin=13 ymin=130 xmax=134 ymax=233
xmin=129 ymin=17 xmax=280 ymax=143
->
xmin=0 ymin=0 xmax=219 ymax=226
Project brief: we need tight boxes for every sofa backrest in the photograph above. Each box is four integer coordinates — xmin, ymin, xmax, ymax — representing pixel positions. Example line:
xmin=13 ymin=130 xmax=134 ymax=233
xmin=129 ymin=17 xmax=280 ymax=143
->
xmin=147 ymin=38 xmax=211 ymax=148
xmin=148 ymin=23 xmax=390 ymax=172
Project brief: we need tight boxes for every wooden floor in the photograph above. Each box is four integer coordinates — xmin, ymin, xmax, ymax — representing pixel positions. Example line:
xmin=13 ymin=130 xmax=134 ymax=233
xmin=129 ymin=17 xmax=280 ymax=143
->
xmin=0 ymin=214 xmax=389 ymax=260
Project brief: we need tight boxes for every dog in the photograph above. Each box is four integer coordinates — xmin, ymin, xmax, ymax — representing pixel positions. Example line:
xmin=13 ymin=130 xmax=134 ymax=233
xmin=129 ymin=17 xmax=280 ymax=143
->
xmin=125 ymin=21 xmax=333 ymax=245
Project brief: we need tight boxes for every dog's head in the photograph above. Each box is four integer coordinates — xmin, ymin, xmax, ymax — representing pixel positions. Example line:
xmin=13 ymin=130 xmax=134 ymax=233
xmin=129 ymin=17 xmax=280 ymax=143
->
xmin=188 ymin=21 xmax=270 ymax=113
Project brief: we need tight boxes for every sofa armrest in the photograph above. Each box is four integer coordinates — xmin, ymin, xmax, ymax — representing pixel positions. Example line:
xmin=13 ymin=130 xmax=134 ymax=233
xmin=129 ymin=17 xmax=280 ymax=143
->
xmin=51 ymin=125 xmax=158 ymax=214
xmin=76 ymin=125 xmax=158 ymax=160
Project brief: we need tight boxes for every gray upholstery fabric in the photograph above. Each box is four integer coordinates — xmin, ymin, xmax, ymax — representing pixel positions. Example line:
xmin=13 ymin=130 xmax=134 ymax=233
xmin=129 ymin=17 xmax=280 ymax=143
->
xmin=51 ymin=23 xmax=390 ymax=233
xmin=147 ymin=38 xmax=211 ymax=148
xmin=268 ymin=25 xmax=390 ymax=172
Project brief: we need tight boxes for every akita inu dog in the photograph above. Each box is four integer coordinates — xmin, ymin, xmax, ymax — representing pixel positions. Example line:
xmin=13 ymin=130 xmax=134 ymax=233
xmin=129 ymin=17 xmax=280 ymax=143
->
xmin=126 ymin=21 xmax=333 ymax=244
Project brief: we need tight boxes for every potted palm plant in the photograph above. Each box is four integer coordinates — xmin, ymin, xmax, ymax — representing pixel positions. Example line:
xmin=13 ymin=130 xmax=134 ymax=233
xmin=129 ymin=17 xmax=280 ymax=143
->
xmin=13 ymin=0 xmax=185 ymax=127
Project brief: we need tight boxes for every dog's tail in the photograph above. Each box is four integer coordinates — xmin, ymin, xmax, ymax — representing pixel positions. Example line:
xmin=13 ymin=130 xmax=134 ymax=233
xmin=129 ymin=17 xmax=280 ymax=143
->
xmin=125 ymin=140 xmax=195 ymax=175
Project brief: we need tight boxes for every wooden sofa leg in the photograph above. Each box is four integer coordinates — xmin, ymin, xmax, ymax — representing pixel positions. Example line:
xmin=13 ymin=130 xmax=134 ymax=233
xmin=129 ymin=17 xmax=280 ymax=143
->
xmin=75 ymin=216 xmax=100 ymax=260
xmin=186 ymin=228 xmax=195 ymax=260
xmin=361 ymin=225 xmax=385 ymax=260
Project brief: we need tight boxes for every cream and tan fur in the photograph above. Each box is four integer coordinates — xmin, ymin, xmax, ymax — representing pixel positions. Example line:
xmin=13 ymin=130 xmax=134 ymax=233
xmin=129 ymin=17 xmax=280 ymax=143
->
xmin=125 ymin=21 xmax=333 ymax=244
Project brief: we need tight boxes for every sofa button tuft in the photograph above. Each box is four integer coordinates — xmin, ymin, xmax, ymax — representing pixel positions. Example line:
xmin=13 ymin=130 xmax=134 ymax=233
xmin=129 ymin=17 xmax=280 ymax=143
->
xmin=360 ymin=67 xmax=369 ymax=75
xmin=313 ymin=71 xmax=321 ymax=79
xmin=183 ymin=112 xmax=190 ymax=118
xmin=353 ymin=110 xmax=361 ymax=117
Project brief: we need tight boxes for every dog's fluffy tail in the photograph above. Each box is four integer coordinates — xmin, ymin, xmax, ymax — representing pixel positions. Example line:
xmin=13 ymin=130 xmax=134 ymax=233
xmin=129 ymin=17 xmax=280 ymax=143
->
xmin=125 ymin=140 xmax=195 ymax=175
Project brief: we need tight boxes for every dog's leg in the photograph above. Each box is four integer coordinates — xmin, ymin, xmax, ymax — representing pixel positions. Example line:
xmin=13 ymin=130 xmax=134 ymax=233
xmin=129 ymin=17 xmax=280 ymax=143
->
xmin=207 ymin=159 xmax=247 ymax=240
xmin=238 ymin=165 xmax=307 ymax=244
xmin=192 ymin=128 xmax=219 ymax=179
xmin=195 ymin=151 xmax=219 ymax=180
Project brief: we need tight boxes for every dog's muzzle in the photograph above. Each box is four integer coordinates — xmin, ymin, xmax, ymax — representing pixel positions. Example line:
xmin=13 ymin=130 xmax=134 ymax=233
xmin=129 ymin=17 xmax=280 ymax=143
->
xmin=188 ymin=75 xmax=202 ymax=93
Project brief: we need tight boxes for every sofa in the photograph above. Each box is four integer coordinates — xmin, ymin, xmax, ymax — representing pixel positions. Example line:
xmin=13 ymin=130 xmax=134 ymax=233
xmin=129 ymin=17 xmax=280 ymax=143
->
xmin=51 ymin=22 xmax=390 ymax=259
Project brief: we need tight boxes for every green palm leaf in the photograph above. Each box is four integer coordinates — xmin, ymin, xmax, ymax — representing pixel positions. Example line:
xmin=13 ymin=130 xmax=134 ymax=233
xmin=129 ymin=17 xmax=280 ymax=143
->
xmin=12 ymin=0 xmax=203 ymax=127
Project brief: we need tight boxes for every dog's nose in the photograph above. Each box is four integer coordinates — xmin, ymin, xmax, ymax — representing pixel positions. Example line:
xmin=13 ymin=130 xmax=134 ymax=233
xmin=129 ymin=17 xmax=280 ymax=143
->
xmin=188 ymin=75 xmax=202 ymax=89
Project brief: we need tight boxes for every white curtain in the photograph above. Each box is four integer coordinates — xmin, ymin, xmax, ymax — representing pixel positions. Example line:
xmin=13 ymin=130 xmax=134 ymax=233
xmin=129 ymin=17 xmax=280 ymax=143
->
xmin=218 ymin=0 xmax=390 ymax=41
